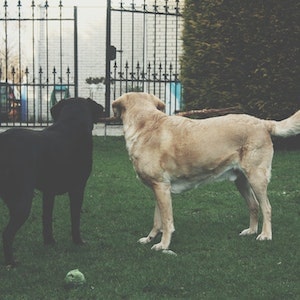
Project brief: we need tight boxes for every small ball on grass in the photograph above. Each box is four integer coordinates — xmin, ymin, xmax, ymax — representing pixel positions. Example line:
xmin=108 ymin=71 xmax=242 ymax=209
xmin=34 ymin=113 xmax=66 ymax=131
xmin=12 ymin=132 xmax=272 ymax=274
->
xmin=64 ymin=269 xmax=86 ymax=288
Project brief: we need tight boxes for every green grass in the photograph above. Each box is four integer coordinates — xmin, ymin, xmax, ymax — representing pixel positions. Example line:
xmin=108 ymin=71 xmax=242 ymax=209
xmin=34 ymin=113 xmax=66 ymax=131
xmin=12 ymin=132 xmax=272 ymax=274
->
xmin=0 ymin=137 xmax=299 ymax=299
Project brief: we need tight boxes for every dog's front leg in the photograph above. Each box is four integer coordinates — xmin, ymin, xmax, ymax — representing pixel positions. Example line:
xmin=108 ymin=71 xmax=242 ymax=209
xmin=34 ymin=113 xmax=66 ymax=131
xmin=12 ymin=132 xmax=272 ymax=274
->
xmin=69 ymin=187 xmax=85 ymax=245
xmin=138 ymin=202 xmax=162 ymax=244
xmin=151 ymin=182 xmax=174 ymax=251
xmin=42 ymin=193 xmax=55 ymax=244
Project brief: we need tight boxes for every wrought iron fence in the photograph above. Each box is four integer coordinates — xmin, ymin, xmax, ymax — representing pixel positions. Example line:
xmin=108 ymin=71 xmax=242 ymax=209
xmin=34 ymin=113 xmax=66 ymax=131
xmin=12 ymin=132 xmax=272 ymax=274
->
xmin=1 ymin=1 xmax=184 ymax=126
xmin=106 ymin=0 xmax=183 ymax=116
xmin=0 ymin=0 xmax=77 ymax=127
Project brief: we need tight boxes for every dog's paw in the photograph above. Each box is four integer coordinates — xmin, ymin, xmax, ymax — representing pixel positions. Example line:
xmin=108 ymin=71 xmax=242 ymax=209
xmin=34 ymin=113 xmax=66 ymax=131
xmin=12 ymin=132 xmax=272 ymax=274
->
xmin=239 ymin=228 xmax=257 ymax=236
xmin=138 ymin=237 xmax=152 ymax=244
xmin=151 ymin=244 xmax=176 ymax=255
xmin=151 ymin=243 xmax=164 ymax=251
xmin=5 ymin=260 xmax=19 ymax=270
xmin=256 ymin=233 xmax=272 ymax=241
xmin=73 ymin=237 xmax=86 ymax=245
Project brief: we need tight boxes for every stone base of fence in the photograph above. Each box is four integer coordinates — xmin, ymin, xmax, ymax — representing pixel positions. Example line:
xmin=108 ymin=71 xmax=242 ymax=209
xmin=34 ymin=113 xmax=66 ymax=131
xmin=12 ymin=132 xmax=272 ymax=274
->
xmin=93 ymin=123 xmax=123 ymax=136
xmin=0 ymin=123 xmax=124 ymax=137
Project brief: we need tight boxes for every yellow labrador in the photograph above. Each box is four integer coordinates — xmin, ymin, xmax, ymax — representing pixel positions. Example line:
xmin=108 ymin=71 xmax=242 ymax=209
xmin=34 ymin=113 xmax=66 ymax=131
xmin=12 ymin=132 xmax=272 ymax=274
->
xmin=112 ymin=92 xmax=300 ymax=252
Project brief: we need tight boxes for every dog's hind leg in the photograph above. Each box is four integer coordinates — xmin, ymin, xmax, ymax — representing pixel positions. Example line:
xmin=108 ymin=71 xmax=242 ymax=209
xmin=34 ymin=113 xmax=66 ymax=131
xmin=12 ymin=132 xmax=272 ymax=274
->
xmin=247 ymin=169 xmax=272 ymax=240
xmin=138 ymin=202 xmax=162 ymax=245
xmin=235 ymin=174 xmax=259 ymax=236
xmin=246 ymin=161 xmax=272 ymax=240
xmin=42 ymin=193 xmax=55 ymax=245
xmin=2 ymin=195 xmax=33 ymax=267
xmin=238 ymin=143 xmax=273 ymax=240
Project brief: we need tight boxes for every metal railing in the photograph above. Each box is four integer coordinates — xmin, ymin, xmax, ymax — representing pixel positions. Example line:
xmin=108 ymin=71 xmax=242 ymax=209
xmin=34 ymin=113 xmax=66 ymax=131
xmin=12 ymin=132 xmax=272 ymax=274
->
xmin=0 ymin=1 xmax=78 ymax=127
xmin=106 ymin=0 xmax=183 ymax=116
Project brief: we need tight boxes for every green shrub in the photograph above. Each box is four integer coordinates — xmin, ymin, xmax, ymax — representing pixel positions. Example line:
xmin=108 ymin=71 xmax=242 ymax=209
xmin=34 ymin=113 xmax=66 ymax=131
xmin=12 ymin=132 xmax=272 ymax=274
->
xmin=181 ymin=0 xmax=300 ymax=119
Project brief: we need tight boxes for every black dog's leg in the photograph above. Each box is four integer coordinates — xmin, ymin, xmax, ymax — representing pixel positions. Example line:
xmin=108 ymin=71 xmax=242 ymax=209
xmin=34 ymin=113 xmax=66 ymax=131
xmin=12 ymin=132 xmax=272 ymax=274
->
xmin=42 ymin=193 xmax=56 ymax=245
xmin=69 ymin=186 xmax=86 ymax=245
xmin=2 ymin=197 xmax=33 ymax=267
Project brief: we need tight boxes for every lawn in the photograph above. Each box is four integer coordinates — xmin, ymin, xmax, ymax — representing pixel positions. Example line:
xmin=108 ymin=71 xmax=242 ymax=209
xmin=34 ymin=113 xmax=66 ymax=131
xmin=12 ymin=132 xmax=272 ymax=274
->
xmin=0 ymin=137 xmax=299 ymax=299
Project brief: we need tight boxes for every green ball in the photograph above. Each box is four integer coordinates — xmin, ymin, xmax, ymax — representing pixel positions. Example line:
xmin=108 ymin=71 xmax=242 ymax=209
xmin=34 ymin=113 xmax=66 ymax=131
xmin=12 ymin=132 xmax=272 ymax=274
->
xmin=64 ymin=269 xmax=86 ymax=287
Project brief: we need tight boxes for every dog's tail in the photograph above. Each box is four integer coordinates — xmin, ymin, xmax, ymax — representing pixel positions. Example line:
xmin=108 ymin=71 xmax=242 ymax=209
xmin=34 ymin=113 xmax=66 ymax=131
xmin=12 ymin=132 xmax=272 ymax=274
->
xmin=266 ymin=110 xmax=300 ymax=137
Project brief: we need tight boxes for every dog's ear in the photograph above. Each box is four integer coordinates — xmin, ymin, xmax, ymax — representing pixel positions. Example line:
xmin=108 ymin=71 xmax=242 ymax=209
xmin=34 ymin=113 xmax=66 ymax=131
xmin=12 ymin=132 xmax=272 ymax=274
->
xmin=112 ymin=94 xmax=126 ymax=118
xmin=50 ymin=99 xmax=67 ymax=121
xmin=86 ymin=98 xmax=104 ymax=123
xmin=149 ymin=94 xmax=165 ymax=112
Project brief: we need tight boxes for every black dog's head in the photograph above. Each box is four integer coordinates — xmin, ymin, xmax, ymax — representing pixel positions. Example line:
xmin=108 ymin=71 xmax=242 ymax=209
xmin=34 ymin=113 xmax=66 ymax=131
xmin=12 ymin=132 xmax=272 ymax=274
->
xmin=51 ymin=97 xmax=104 ymax=123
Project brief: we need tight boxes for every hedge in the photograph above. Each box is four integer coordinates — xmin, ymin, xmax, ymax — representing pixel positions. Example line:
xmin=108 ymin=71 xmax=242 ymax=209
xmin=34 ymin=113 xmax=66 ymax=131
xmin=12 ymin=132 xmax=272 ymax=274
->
xmin=181 ymin=0 xmax=300 ymax=120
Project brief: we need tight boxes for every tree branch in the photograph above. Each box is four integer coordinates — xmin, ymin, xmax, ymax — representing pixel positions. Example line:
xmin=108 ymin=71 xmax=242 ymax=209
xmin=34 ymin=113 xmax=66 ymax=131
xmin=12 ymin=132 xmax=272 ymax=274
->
xmin=175 ymin=106 xmax=242 ymax=118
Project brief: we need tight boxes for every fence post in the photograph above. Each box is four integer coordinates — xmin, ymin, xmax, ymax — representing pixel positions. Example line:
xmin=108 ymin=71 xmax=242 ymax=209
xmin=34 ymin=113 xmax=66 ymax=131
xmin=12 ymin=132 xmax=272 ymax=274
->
xmin=105 ymin=0 xmax=111 ymax=117
xmin=74 ymin=6 xmax=78 ymax=99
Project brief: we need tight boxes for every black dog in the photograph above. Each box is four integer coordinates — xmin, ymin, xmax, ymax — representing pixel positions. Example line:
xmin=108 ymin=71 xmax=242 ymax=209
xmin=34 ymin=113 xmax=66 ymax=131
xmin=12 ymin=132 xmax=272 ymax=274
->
xmin=0 ymin=97 xmax=104 ymax=267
